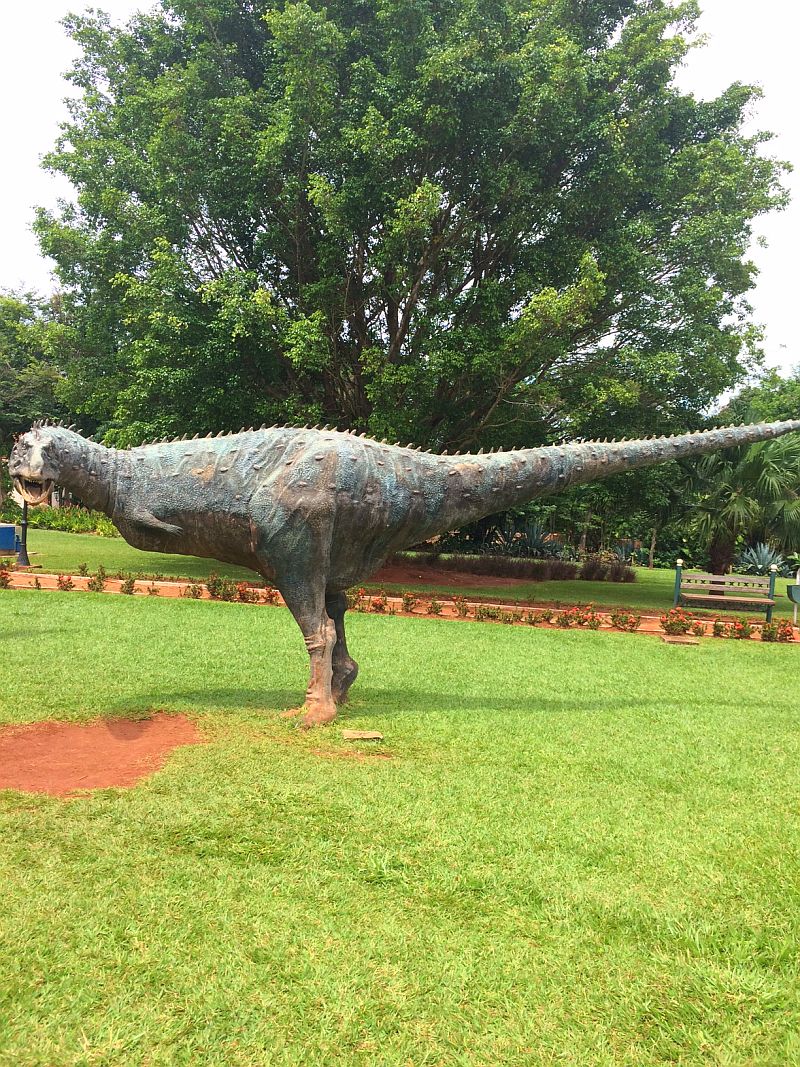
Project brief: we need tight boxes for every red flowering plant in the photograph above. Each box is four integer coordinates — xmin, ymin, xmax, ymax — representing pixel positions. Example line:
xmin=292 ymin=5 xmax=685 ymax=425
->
xmin=401 ymin=591 xmax=417 ymax=613
xmin=451 ymin=595 xmax=470 ymax=618
xmin=236 ymin=581 xmax=260 ymax=604
xmin=759 ymin=619 xmax=794 ymax=642
xmin=609 ymin=610 xmax=641 ymax=632
xmin=729 ymin=616 xmax=753 ymax=640
xmin=659 ymin=608 xmax=693 ymax=635
xmin=370 ymin=591 xmax=388 ymax=613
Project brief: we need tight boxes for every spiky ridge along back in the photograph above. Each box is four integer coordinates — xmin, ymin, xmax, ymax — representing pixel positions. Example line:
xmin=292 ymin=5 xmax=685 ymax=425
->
xmin=27 ymin=417 xmax=800 ymax=460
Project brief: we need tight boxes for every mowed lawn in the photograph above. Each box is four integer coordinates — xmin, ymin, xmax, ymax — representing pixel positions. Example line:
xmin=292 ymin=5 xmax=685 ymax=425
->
xmin=17 ymin=529 xmax=800 ymax=617
xmin=1 ymin=590 xmax=799 ymax=1065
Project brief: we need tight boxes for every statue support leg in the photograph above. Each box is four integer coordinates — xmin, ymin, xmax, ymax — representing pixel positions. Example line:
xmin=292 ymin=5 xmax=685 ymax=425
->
xmin=280 ymin=582 xmax=338 ymax=728
xmin=325 ymin=591 xmax=359 ymax=704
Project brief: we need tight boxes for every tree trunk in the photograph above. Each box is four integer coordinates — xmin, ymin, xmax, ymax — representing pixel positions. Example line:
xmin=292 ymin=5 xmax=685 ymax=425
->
xmin=709 ymin=532 xmax=735 ymax=575
xmin=648 ymin=526 xmax=657 ymax=569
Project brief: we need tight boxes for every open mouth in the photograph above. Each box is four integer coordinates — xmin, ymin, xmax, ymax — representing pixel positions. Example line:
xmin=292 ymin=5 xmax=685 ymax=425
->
xmin=13 ymin=476 xmax=54 ymax=505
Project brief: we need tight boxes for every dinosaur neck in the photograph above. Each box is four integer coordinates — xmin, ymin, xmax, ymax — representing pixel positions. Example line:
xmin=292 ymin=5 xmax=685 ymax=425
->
xmin=432 ymin=419 xmax=800 ymax=531
xmin=50 ymin=429 xmax=120 ymax=514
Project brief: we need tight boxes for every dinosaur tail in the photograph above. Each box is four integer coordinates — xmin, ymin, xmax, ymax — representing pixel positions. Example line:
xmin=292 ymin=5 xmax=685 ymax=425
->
xmin=442 ymin=419 xmax=800 ymax=528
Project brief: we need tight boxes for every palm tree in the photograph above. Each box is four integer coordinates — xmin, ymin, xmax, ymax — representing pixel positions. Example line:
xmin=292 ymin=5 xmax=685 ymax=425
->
xmin=684 ymin=434 xmax=800 ymax=573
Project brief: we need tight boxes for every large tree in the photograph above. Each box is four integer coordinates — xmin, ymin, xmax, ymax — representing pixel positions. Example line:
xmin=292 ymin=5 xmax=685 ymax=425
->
xmin=0 ymin=292 xmax=68 ymax=454
xmin=38 ymin=0 xmax=786 ymax=448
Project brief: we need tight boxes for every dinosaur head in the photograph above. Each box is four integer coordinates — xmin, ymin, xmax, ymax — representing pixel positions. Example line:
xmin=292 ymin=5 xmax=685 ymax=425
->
xmin=8 ymin=426 xmax=61 ymax=505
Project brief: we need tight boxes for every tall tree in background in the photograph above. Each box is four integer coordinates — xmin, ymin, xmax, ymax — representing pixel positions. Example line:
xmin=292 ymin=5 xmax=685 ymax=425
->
xmin=684 ymin=433 xmax=800 ymax=572
xmin=0 ymin=293 xmax=68 ymax=454
xmin=37 ymin=0 xmax=787 ymax=448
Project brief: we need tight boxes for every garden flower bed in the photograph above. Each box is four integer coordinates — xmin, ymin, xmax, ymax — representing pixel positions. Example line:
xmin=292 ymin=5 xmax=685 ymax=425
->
xmin=1 ymin=565 xmax=796 ymax=641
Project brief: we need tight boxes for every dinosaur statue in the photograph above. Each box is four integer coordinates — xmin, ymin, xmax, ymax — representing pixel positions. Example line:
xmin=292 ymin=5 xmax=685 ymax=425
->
xmin=9 ymin=418 xmax=800 ymax=725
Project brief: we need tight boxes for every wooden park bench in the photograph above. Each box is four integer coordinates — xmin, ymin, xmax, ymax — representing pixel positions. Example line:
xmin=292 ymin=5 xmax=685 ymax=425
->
xmin=673 ymin=559 xmax=780 ymax=622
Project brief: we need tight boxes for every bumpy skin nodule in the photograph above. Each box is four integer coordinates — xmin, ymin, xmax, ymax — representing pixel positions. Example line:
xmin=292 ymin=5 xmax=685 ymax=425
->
xmin=9 ymin=419 xmax=800 ymax=725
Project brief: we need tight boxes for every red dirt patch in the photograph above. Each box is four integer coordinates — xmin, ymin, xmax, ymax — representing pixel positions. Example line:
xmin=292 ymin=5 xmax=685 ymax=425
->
xmin=374 ymin=559 xmax=532 ymax=591
xmin=0 ymin=712 xmax=202 ymax=797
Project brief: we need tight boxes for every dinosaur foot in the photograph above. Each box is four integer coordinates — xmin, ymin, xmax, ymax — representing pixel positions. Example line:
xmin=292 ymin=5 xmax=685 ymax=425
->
xmin=298 ymin=701 xmax=338 ymax=730
xmin=331 ymin=660 xmax=359 ymax=705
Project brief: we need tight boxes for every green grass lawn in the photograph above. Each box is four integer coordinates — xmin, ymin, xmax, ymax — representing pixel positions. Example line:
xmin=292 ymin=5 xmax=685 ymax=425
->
xmin=17 ymin=528 xmax=799 ymax=618
xmin=1 ymin=589 xmax=799 ymax=1064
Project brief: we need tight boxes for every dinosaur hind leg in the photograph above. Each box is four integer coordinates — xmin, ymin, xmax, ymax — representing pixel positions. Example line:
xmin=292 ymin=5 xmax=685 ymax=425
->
xmin=326 ymin=591 xmax=359 ymax=705
xmin=280 ymin=580 xmax=338 ymax=728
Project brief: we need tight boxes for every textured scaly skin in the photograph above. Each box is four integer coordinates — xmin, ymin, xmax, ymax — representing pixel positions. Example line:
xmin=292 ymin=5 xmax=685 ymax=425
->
xmin=9 ymin=418 xmax=800 ymax=724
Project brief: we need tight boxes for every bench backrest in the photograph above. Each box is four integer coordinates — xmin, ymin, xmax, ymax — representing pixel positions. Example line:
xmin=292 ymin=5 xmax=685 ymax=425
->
xmin=681 ymin=571 xmax=772 ymax=596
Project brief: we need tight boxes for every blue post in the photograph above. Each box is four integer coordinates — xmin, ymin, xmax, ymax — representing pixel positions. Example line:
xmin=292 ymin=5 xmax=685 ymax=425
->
xmin=17 ymin=501 xmax=30 ymax=567
xmin=673 ymin=558 xmax=684 ymax=608
xmin=767 ymin=564 xmax=777 ymax=623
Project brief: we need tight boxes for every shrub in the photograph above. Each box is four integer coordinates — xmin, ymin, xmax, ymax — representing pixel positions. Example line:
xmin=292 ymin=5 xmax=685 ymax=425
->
xmin=32 ymin=576 xmax=42 ymax=590
xmin=690 ymin=621 xmax=706 ymax=638
xmin=712 ymin=619 xmax=726 ymax=638
xmin=776 ymin=619 xmax=795 ymax=642
xmin=401 ymin=591 xmax=418 ymax=613
xmin=25 ymin=505 xmax=119 ymax=538
xmin=573 ymin=604 xmax=600 ymax=628
xmin=554 ymin=609 xmax=574 ymax=628
xmin=77 ymin=562 xmax=89 ymax=577
xmin=147 ymin=583 xmax=160 ymax=597
xmin=426 ymin=598 xmax=443 ymax=616
xmin=370 ymin=591 xmax=388 ymax=613
xmin=659 ymin=608 xmax=693 ymax=635
xmin=120 ymin=574 xmax=136 ymax=595
xmin=474 ymin=604 xmax=502 ymax=621
xmin=608 ymin=562 xmax=636 ymax=583
xmin=579 ymin=557 xmax=607 ymax=582
xmin=346 ymin=587 xmax=367 ymax=610
xmin=452 ymin=595 xmax=470 ymax=618
xmin=262 ymin=586 xmax=279 ymax=605
xmin=405 ymin=552 xmax=581 ymax=582
xmin=533 ymin=608 xmax=554 ymax=624
xmin=760 ymin=622 xmax=778 ymax=642
xmin=86 ymin=565 xmax=107 ymax=593
xmin=728 ymin=617 xmax=753 ymax=640
xmin=736 ymin=542 xmax=789 ymax=577
xmin=181 ymin=582 xmax=203 ymax=599
xmin=236 ymin=581 xmax=260 ymax=604
xmin=206 ymin=573 xmax=238 ymax=601
xmin=56 ymin=574 xmax=74 ymax=591
xmin=0 ymin=565 xmax=11 ymax=590
xmin=610 ymin=611 xmax=641 ymax=632
xmin=500 ymin=610 xmax=515 ymax=623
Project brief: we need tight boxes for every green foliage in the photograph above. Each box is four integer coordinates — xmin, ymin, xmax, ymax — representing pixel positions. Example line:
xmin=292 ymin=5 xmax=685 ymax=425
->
xmin=0 ymin=292 xmax=69 ymax=457
xmin=206 ymin=572 xmax=239 ymax=601
xmin=86 ymin=565 xmax=107 ymax=593
xmin=685 ymin=434 xmax=800 ymax=571
xmin=20 ymin=505 xmax=120 ymax=539
xmin=36 ymin=1 xmax=785 ymax=448
xmin=722 ymin=367 xmax=800 ymax=424
xmin=760 ymin=619 xmax=795 ymax=643
xmin=736 ymin=542 xmax=790 ymax=577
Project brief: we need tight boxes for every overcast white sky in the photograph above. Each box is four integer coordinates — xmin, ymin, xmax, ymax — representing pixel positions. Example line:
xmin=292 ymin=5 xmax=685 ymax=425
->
xmin=1 ymin=0 xmax=798 ymax=375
